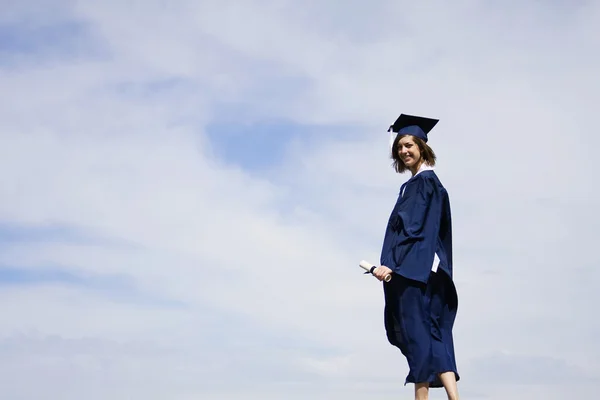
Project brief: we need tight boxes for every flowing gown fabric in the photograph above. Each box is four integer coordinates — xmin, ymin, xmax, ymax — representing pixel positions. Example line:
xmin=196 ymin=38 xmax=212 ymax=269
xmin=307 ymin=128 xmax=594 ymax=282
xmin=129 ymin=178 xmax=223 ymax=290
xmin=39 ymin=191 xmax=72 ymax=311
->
xmin=380 ymin=169 xmax=459 ymax=387
xmin=383 ymin=270 xmax=459 ymax=387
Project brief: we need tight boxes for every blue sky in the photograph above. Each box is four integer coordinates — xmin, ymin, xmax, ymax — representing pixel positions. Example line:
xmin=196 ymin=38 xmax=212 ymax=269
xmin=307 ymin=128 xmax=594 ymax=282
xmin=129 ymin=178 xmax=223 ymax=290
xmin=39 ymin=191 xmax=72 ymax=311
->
xmin=205 ymin=116 xmax=364 ymax=170
xmin=0 ymin=1 xmax=599 ymax=399
xmin=0 ymin=20 xmax=82 ymax=51
xmin=0 ymin=16 xmax=105 ymax=69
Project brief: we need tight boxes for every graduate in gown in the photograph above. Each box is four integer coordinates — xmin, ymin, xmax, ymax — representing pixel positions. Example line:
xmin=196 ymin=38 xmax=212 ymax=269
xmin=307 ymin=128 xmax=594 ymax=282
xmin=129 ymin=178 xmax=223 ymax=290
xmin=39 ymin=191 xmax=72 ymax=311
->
xmin=371 ymin=114 xmax=460 ymax=400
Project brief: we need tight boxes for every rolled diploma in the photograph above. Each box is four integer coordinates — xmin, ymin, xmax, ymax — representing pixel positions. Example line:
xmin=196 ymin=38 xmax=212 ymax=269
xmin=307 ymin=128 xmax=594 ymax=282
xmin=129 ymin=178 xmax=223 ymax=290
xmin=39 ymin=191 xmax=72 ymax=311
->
xmin=359 ymin=260 xmax=392 ymax=282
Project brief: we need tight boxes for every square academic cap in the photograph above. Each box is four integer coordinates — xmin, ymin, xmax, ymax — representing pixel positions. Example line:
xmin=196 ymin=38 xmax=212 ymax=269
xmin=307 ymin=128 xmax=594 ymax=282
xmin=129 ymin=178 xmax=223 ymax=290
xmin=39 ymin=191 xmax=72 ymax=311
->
xmin=387 ymin=113 xmax=439 ymax=143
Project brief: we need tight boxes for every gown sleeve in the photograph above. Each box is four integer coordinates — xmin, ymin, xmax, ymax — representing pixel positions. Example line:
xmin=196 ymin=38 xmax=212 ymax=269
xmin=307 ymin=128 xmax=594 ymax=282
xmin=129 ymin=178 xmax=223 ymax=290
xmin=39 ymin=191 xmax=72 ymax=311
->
xmin=380 ymin=176 xmax=435 ymax=277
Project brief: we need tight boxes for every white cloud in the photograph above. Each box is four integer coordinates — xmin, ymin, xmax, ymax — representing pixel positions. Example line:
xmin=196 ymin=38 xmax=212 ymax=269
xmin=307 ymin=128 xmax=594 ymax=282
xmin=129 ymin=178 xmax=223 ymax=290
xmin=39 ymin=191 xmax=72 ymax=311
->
xmin=0 ymin=0 xmax=599 ymax=399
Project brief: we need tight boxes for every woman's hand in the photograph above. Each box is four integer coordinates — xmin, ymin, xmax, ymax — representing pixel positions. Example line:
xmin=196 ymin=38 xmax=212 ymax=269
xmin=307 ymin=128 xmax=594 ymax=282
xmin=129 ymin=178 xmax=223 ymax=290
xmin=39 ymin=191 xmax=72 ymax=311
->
xmin=373 ymin=265 xmax=393 ymax=281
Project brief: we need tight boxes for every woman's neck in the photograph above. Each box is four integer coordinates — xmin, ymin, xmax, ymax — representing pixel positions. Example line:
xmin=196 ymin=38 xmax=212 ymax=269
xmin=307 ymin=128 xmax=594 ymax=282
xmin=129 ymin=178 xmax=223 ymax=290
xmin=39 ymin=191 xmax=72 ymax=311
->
xmin=410 ymin=159 xmax=425 ymax=176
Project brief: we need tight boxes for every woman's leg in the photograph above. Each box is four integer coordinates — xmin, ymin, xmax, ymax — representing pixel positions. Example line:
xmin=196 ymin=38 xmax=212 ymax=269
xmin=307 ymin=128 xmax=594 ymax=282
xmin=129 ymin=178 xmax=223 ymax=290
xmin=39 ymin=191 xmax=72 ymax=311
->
xmin=438 ymin=372 xmax=459 ymax=400
xmin=415 ymin=382 xmax=429 ymax=400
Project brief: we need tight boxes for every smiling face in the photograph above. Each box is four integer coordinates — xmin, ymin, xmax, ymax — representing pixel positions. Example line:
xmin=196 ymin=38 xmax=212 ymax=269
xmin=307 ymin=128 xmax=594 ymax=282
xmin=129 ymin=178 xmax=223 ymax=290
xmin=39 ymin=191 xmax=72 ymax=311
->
xmin=397 ymin=135 xmax=422 ymax=171
xmin=391 ymin=134 xmax=437 ymax=174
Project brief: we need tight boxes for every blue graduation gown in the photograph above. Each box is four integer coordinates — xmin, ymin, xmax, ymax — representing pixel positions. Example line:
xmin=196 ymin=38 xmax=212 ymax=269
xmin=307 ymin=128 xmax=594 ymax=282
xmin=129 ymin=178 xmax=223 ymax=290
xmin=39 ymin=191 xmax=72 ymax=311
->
xmin=380 ymin=170 xmax=459 ymax=387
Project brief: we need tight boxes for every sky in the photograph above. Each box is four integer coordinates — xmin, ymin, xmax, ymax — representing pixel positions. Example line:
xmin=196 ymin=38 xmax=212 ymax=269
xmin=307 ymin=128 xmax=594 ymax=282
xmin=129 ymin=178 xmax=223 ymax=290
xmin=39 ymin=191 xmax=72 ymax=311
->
xmin=0 ymin=0 xmax=599 ymax=399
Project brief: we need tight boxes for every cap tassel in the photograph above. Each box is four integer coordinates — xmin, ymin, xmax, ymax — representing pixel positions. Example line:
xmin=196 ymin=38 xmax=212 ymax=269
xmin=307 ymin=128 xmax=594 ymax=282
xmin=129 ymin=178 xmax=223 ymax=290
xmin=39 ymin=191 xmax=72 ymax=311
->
xmin=388 ymin=128 xmax=396 ymax=151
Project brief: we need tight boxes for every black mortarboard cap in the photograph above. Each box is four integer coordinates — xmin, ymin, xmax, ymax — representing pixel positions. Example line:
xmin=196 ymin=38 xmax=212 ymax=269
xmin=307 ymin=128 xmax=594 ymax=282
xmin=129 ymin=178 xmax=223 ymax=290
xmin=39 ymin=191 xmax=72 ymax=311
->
xmin=387 ymin=113 xmax=439 ymax=143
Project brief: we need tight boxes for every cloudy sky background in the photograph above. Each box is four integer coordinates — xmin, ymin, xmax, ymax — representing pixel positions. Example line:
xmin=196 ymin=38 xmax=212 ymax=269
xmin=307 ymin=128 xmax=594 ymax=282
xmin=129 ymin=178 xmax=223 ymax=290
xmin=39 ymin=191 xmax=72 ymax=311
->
xmin=1 ymin=0 xmax=599 ymax=399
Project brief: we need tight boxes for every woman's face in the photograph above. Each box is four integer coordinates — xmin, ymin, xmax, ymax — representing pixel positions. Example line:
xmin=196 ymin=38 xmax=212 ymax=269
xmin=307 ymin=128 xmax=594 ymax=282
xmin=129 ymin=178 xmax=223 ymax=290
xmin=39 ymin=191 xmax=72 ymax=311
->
xmin=397 ymin=135 xmax=422 ymax=168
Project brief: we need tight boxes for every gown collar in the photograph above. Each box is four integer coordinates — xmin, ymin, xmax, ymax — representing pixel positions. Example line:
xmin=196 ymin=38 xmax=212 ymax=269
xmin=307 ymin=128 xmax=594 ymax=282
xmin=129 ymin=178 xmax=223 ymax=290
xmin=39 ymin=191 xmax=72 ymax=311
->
xmin=400 ymin=163 xmax=435 ymax=197
xmin=414 ymin=162 xmax=434 ymax=176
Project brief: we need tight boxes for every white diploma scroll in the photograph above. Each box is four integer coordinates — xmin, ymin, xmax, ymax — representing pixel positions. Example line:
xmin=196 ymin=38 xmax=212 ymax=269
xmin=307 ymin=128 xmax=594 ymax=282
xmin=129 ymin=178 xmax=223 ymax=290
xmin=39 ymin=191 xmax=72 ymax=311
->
xmin=359 ymin=260 xmax=392 ymax=282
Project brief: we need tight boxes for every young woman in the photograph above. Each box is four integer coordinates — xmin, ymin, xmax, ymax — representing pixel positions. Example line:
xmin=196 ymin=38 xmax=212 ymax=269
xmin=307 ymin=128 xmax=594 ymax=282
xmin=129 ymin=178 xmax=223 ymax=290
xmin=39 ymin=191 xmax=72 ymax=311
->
xmin=372 ymin=114 xmax=460 ymax=400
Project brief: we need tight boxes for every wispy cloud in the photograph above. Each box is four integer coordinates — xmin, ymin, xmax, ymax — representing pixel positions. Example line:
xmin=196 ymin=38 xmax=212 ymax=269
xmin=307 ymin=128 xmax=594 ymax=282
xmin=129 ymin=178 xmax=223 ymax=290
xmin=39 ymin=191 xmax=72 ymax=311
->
xmin=0 ymin=0 xmax=599 ymax=399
